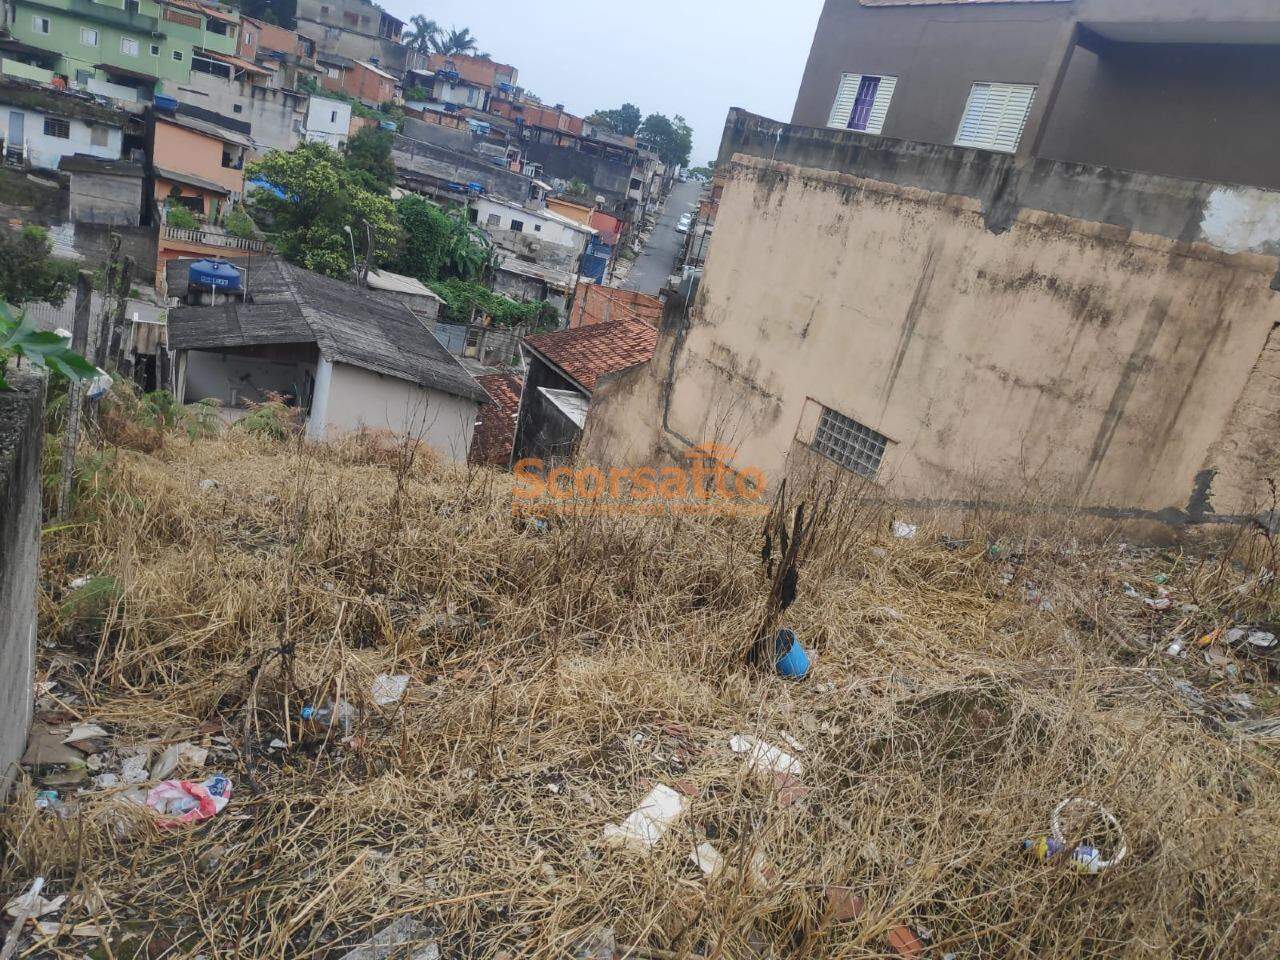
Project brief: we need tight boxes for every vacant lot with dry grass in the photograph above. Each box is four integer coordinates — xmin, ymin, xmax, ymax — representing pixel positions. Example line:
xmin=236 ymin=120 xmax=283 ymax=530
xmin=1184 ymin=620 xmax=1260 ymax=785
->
xmin=3 ymin=429 xmax=1280 ymax=959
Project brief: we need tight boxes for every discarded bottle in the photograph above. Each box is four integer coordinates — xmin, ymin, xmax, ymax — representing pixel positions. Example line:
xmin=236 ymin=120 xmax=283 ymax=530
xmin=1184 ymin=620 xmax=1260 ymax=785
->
xmin=300 ymin=699 xmax=356 ymax=737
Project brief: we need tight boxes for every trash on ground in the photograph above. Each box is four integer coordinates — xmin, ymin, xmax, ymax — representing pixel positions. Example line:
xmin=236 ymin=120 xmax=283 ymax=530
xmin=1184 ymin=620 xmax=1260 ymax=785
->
xmin=144 ymin=776 xmax=232 ymax=827
xmin=371 ymin=673 xmax=411 ymax=706
xmin=33 ymin=921 xmax=105 ymax=938
xmin=690 ymin=841 xmax=724 ymax=878
xmin=301 ymin=699 xmax=357 ymax=736
xmin=729 ymin=735 xmax=803 ymax=779
xmin=150 ymin=742 xmax=208 ymax=780
xmin=338 ymin=917 xmax=439 ymax=960
xmin=774 ymin=628 xmax=811 ymax=679
xmin=120 ymin=752 xmax=150 ymax=784
xmin=4 ymin=886 xmax=63 ymax=920
xmin=67 ymin=575 xmax=93 ymax=590
xmin=1042 ymin=798 xmax=1128 ymax=875
xmin=198 ymin=478 xmax=220 ymax=492
xmin=887 ymin=924 xmax=924 ymax=958
xmin=602 ymin=783 xmax=688 ymax=851
xmin=892 ymin=521 xmax=918 ymax=539
xmin=62 ymin=723 xmax=108 ymax=747
xmin=825 ymin=886 xmax=864 ymax=922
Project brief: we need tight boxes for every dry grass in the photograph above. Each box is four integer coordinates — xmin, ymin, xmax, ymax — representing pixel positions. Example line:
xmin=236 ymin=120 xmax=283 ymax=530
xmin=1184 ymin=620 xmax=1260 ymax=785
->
xmin=4 ymin=430 xmax=1280 ymax=959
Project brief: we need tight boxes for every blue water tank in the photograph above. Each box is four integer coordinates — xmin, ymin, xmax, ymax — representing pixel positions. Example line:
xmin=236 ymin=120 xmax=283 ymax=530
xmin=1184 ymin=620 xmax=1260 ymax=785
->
xmin=153 ymin=93 xmax=178 ymax=112
xmin=189 ymin=258 xmax=243 ymax=291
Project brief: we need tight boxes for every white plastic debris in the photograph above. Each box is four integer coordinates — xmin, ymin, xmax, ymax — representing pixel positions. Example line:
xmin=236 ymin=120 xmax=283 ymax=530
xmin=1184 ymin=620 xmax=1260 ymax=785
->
xmin=371 ymin=673 xmax=411 ymax=706
xmin=269 ymin=738 xmax=286 ymax=750
xmin=120 ymin=752 xmax=150 ymax=785
xmin=1144 ymin=597 xmax=1174 ymax=611
xmin=85 ymin=367 xmax=113 ymax=400
xmin=150 ymin=742 xmax=208 ymax=780
xmin=67 ymin=575 xmax=93 ymax=591
xmin=4 ymin=886 xmax=63 ymax=920
xmin=1165 ymin=640 xmax=1186 ymax=657
xmin=62 ymin=724 xmax=108 ymax=746
xmin=729 ymin=735 xmax=803 ymax=779
xmin=92 ymin=773 xmax=120 ymax=790
xmin=198 ymin=478 xmax=220 ymax=492
xmin=690 ymin=842 xmax=725 ymax=878
xmin=892 ymin=521 xmax=918 ymax=539
xmin=33 ymin=922 xmax=104 ymax=938
xmin=602 ymin=783 xmax=688 ymax=851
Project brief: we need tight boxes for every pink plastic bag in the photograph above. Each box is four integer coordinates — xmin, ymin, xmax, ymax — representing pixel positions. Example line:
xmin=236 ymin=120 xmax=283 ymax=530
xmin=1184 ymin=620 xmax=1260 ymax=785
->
xmin=145 ymin=776 xmax=232 ymax=827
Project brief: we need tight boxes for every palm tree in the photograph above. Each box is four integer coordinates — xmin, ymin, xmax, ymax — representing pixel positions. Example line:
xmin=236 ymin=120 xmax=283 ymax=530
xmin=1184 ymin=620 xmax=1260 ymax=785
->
xmin=430 ymin=27 xmax=478 ymax=57
xmin=402 ymin=15 xmax=441 ymax=55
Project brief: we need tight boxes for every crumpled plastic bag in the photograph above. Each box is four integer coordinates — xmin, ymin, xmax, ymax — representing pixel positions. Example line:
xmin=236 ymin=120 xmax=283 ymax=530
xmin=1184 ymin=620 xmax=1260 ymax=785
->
xmin=144 ymin=775 xmax=231 ymax=827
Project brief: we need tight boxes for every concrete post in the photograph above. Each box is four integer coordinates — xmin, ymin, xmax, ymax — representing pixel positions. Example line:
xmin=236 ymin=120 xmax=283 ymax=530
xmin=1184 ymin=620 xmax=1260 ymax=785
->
xmin=56 ymin=272 xmax=94 ymax=521
xmin=0 ymin=368 xmax=46 ymax=800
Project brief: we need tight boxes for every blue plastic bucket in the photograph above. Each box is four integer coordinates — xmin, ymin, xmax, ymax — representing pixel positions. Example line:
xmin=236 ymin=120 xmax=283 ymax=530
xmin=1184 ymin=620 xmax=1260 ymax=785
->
xmin=775 ymin=628 xmax=811 ymax=679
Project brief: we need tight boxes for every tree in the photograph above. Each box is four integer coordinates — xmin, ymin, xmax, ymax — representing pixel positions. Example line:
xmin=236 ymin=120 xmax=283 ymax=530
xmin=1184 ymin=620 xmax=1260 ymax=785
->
xmin=345 ymin=126 xmax=396 ymax=195
xmin=246 ymin=143 xmax=398 ymax=279
xmin=430 ymin=27 xmax=478 ymax=56
xmin=638 ymin=113 xmax=693 ymax=168
xmin=403 ymin=15 xmax=440 ymax=55
xmin=391 ymin=194 xmax=494 ymax=284
xmin=590 ymin=103 xmax=642 ymax=137
xmin=0 ymin=226 xmax=77 ymax=307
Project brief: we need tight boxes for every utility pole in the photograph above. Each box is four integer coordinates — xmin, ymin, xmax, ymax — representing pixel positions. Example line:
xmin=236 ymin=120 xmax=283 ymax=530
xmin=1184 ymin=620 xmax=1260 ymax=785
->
xmin=57 ymin=272 xmax=95 ymax=520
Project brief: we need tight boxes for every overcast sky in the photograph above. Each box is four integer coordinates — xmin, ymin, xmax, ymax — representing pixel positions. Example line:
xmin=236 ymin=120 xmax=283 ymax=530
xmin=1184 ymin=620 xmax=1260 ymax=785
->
xmin=382 ymin=0 xmax=825 ymax=166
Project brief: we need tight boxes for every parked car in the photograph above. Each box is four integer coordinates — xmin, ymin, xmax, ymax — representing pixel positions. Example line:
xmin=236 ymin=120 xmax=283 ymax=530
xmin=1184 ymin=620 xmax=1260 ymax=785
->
xmin=676 ymin=216 xmax=691 ymax=235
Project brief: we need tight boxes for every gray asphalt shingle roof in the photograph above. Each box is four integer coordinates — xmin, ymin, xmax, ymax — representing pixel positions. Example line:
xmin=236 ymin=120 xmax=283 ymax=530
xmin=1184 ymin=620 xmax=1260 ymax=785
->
xmin=166 ymin=257 xmax=489 ymax=403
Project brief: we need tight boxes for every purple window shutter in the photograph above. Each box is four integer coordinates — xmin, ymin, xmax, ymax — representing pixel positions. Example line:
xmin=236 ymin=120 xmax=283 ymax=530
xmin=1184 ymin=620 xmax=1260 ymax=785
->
xmin=849 ymin=76 xmax=880 ymax=131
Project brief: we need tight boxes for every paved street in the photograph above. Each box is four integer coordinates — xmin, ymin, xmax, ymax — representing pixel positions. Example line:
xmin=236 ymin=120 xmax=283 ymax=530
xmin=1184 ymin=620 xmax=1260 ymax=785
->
xmin=622 ymin=178 xmax=704 ymax=294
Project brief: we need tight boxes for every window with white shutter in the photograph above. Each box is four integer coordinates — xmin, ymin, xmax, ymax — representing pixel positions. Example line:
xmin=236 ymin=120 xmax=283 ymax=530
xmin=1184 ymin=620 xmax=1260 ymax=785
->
xmin=828 ymin=73 xmax=897 ymax=135
xmin=954 ymin=82 xmax=1037 ymax=154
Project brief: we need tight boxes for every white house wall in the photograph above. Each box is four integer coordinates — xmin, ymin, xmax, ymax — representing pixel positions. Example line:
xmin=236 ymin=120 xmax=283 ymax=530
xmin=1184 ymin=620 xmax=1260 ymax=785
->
xmin=3 ymin=106 xmax=122 ymax=171
xmin=322 ymin=361 xmax=479 ymax=462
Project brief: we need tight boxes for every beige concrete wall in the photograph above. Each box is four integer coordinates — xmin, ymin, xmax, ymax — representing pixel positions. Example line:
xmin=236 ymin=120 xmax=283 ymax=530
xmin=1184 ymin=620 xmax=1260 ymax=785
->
xmin=585 ymin=155 xmax=1280 ymax=517
xmin=324 ymin=361 xmax=479 ymax=463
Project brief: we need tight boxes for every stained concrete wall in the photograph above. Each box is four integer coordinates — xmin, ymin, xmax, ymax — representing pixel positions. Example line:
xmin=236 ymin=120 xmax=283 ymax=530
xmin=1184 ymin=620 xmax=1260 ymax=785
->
xmin=584 ymin=113 xmax=1280 ymax=519
xmin=0 ymin=367 xmax=44 ymax=798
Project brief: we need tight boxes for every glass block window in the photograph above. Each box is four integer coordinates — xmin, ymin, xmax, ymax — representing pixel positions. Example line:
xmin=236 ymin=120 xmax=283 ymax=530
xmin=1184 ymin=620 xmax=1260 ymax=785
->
xmin=811 ymin=406 xmax=888 ymax=478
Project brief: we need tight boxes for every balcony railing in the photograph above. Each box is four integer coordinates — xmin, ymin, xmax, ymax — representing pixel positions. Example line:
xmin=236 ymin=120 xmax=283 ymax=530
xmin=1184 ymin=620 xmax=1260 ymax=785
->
xmin=162 ymin=225 xmax=268 ymax=253
xmin=52 ymin=0 xmax=161 ymax=33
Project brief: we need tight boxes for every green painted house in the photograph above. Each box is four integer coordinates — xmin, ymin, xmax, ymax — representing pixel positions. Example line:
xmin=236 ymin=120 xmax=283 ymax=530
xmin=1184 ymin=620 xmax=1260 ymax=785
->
xmin=1 ymin=0 xmax=241 ymax=98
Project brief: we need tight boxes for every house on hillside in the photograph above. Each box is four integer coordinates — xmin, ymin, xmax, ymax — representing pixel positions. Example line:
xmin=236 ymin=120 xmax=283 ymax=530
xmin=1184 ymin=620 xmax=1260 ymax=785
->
xmin=581 ymin=0 xmax=1280 ymax=524
xmin=59 ymin=155 xmax=144 ymax=224
xmin=0 ymin=78 xmax=129 ymax=170
xmin=512 ymin=318 xmax=658 ymax=465
xmin=165 ymin=256 xmax=488 ymax=459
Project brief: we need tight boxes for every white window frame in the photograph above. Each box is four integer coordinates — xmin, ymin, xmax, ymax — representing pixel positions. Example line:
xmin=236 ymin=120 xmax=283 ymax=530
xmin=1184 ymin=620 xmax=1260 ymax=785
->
xmin=31 ymin=15 xmax=51 ymax=34
xmin=121 ymin=36 xmax=139 ymax=56
xmin=80 ymin=27 xmax=99 ymax=46
xmin=828 ymin=73 xmax=898 ymax=136
xmin=172 ymin=49 xmax=184 ymax=62
xmin=954 ymin=82 xmax=1037 ymax=154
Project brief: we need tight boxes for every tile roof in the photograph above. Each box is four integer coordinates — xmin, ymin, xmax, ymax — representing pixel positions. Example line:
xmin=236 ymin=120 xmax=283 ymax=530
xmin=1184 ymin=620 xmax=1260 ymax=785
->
xmin=523 ymin=317 xmax=658 ymax=394
xmin=166 ymin=257 xmax=489 ymax=403
xmin=469 ymin=372 xmax=523 ymax=466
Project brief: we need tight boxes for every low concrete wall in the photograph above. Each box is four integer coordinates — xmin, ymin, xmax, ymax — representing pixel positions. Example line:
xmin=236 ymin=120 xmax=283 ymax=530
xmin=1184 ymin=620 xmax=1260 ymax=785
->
xmin=0 ymin=367 xmax=44 ymax=798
